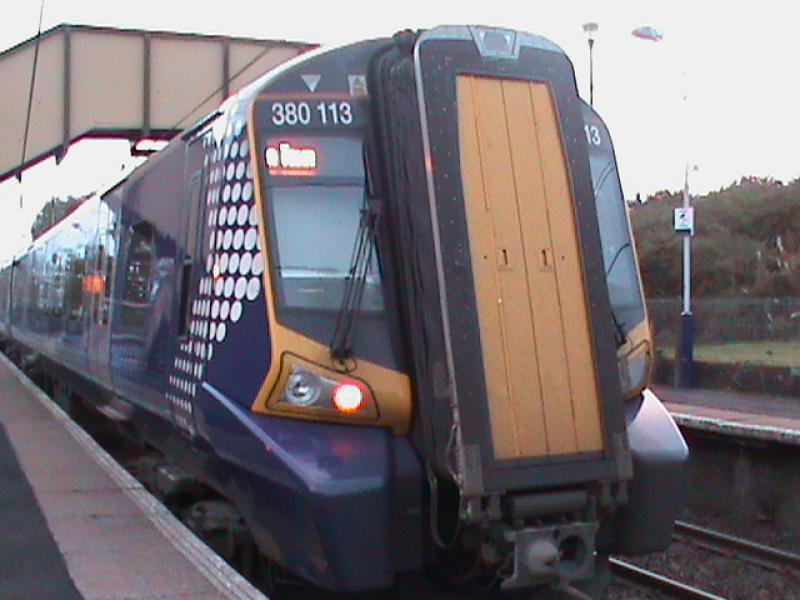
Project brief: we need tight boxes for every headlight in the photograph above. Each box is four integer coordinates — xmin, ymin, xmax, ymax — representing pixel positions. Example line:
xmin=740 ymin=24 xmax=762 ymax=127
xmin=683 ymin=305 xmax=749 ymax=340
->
xmin=271 ymin=358 xmax=378 ymax=421
xmin=284 ymin=366 xmax=324 ymax=406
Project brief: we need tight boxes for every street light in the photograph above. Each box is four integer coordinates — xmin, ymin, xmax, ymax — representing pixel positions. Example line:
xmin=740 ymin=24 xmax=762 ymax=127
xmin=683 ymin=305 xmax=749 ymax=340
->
xmin=582 ymin=22 xmax=598 ymax=106
xmin=631 ymin=25 xmax=695 ymax=387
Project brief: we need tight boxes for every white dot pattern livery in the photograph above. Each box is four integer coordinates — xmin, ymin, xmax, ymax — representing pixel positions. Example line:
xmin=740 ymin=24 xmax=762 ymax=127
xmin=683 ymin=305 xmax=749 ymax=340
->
xmin=166 ymin=114 xmax=264 ymax=436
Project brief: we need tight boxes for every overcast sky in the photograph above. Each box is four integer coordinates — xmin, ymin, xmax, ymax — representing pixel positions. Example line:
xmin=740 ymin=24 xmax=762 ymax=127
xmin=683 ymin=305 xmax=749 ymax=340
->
xmin=0 ymin=0 xmax=798 ymax=260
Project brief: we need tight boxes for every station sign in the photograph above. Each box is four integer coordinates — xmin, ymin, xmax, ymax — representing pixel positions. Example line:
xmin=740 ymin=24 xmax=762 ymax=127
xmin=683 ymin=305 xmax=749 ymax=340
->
xmin=674 ymin=207 xmax=695 ymax=235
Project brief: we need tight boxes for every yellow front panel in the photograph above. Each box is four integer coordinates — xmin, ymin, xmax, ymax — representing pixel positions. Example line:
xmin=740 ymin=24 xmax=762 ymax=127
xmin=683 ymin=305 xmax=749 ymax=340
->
xmin=457 ymin=75 xmax=605 ymax=460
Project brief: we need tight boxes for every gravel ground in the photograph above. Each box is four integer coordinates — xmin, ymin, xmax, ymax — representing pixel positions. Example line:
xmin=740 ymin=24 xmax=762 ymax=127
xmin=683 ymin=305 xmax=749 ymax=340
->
xmin=685 ymin=507 xmax=800 ymax=555
xmin=604 ymin=580 xmax=662 ymax=599
xmin=604 ymin=507 xmax=800 ymax=599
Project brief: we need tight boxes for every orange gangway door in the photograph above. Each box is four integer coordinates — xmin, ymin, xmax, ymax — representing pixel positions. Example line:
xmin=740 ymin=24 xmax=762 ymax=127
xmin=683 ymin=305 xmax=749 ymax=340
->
xmin=456 ymin=75 xmax=605 ymax=462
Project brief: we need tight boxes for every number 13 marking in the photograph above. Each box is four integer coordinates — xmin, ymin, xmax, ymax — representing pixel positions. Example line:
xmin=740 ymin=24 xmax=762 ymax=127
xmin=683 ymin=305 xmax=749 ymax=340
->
xmin=584 ymin=124 xmax=602 ymax=146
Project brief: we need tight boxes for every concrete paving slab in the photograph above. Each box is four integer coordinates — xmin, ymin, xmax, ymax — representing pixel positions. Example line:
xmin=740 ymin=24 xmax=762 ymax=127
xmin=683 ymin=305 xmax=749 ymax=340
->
xmin=34 ymin=488 xmax=145 ymax=519
xmin=63 ymin=545 xmax=220 ymax=598
xmin=47 ymin=514 xmax=168 ymax=553
xmin=655 ymin=384 xmax=800 ymax=444
xmin=0 ymin=422 xmax=81 ymax=600
xmin=0 ymin=352 xmax=266 ymax=600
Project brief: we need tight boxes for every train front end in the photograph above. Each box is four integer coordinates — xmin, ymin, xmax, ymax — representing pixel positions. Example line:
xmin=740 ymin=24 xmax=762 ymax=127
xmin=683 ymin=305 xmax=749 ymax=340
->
xmin=245 ymin=26 xmax=687 ymax=595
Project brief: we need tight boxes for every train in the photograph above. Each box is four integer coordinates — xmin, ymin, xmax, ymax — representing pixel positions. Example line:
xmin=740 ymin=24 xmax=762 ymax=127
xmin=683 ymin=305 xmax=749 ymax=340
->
xmin=0 ymin=25 xmax=688 ymax=598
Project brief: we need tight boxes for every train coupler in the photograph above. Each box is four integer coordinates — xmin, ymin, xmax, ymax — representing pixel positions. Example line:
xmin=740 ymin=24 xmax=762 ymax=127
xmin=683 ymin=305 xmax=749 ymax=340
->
xmin=500 ymin=522 xmax=598 ymax=590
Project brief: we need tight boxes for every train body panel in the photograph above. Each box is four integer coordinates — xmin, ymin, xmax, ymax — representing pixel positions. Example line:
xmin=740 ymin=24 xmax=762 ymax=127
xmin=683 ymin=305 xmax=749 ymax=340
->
xmin=0 ymin=25 xmax=687 ymax=596
xmin=192 ymin=385 xmax=416 ymax=589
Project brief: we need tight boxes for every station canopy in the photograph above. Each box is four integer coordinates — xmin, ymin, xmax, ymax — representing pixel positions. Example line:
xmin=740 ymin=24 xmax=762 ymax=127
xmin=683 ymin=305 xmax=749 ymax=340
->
xmin=0 ymin=24 xmax=314 ymax=182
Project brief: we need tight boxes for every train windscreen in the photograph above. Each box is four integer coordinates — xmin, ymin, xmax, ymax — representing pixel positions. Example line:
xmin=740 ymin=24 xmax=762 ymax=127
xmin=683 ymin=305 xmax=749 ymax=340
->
xmin=269 ymin=184 xmax=382 ymax=312
xmin=263 ymin=134 xmax=383 ymax=314
xmin=583 ymin=108 xmax=646 ymax=336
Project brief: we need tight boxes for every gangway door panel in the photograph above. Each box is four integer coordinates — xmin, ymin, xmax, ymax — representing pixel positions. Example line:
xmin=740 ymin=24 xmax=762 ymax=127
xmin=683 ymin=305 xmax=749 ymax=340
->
xmin=371 ymin=27 xmax=631 ymax=497
xmin=457 ymin=74 xmax=604 ymax=460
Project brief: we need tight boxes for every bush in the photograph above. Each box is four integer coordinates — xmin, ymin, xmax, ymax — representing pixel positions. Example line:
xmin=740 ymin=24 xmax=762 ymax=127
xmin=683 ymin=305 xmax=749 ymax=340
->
xmin=631 ymin=177 xmax=800 ymax=298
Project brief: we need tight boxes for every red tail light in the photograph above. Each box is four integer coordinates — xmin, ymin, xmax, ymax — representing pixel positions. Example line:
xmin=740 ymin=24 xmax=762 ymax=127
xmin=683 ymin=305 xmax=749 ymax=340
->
xmin=332 ymin=381 xmax=365 ymax=414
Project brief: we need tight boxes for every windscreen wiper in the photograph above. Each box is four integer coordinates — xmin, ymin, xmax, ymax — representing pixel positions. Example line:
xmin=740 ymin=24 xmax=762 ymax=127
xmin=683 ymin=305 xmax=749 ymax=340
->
xmin=605 ymin=242 xmax=631 ymax=279
xmin=329 ymin=201 xmax=378 ymax=366
xmin=610 ymin=307 xmax=627 ymax=348
xmin=605 ymin=242 xmax=631 ymax=348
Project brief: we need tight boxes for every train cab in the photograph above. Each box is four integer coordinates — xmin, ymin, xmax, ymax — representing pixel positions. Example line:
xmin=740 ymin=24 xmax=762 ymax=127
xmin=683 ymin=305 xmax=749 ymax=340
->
xmin=236 ymin=26 xmax=687 ymax=593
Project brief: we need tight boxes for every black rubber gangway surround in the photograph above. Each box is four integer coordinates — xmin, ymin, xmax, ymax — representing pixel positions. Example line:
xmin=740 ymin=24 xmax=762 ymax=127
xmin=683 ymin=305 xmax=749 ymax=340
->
xmin=369 ymin=30 xmax=631 ymax=496
xmin=0 ymin=422 xmax=81 ymax=599
xmin=369 ymin=35 xmax=455 ymax=482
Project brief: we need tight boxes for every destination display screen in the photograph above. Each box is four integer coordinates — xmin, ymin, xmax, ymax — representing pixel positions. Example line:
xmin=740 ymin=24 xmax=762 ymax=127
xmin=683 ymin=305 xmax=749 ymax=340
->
xmin=262 ymin=135 xmax=364 ymax=180
xmin=254 ymin=63 xmax=370 ymax=179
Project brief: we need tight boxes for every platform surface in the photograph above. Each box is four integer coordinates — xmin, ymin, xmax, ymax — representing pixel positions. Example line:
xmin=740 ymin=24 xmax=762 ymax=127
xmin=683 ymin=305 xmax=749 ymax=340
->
xmin=0 ymin=352 xmax=265 ymax=600
xmin=655 ymin=384 xmax=800 ymax=445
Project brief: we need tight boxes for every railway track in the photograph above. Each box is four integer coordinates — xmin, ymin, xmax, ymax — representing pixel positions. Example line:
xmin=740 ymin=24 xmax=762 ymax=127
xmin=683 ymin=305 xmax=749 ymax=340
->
xmin=611 ymin=520 xmax=800 ymax=599
xmin=673 ymin=520 xmax=800 ymax=574
xmin=609 ymin=558 xmax=724 ymax=599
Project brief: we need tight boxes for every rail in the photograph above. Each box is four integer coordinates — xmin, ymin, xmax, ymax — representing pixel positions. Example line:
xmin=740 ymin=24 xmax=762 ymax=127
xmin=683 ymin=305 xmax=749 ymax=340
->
xmin=674 ymin=520 xmax=800 ymax=574
xmin=609 ymin=558 xmax=725 ymax=599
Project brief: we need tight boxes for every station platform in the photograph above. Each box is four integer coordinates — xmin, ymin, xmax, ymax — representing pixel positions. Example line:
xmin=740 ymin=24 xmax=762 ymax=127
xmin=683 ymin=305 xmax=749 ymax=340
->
xmin=0 ymin=352 xmax=266 ymax=600
xmin=654 ymin=384 xmax=800 ymax=445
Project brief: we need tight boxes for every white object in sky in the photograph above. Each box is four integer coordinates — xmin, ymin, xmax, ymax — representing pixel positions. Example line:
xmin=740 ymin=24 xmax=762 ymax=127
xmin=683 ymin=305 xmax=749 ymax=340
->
xmin=632 ymin=26 xmax=663 ymax=42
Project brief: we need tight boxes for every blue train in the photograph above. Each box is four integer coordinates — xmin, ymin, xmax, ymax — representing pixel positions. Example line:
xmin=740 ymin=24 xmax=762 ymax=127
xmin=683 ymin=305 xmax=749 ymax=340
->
xmin=0 ymin=26 xmax=687 ymax=598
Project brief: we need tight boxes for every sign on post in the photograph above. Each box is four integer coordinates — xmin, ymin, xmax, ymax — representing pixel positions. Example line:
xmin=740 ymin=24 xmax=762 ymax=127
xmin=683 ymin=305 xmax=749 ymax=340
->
xmin=674 ymin=207 xmax=695 ymax=235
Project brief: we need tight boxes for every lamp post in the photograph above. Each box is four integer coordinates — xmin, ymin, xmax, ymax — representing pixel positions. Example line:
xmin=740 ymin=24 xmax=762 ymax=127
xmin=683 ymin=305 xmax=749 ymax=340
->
xmin=583 ymin=22 xmax=598 ymax=106
xmin=632 ymin=25 xmax=694 ymax=387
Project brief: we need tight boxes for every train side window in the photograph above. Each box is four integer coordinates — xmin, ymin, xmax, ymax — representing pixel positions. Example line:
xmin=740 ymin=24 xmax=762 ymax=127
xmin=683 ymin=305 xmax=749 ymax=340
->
xmin=92 ymin=244 xmax=105 ymax=323
xmin=66 ymin=253 xmax=86 ymax=322
xmin=121 ymin=220 xmax=155 ymax=328
xmin=102 ymin=251 xmax=114 ymax=325
xmin=100 ymin=215 xmax=118 ymax=326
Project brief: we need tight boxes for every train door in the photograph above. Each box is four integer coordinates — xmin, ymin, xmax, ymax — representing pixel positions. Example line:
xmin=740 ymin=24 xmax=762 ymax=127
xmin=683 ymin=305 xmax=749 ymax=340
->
xmin=166 ymin=135 xmax=206 ymax=434
xmin=175 ymin=138 xmax=205 ymax=344
xmin=88 ymin=190 xmax=122 ymax=389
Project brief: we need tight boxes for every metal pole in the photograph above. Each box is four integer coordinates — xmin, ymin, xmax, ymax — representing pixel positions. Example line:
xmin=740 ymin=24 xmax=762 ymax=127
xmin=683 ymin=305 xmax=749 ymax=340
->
xmin=678 ymin=162 xmax=694 ymax=387
xmin=588 ymin=37 xmax=595 ymax=106
xmin=682 ymin=166 xmax=691 ymax=314
xmin=583 ymin=23 xmax=598 ymax=106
